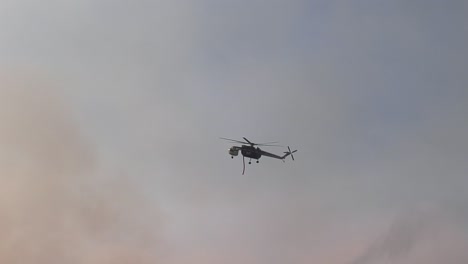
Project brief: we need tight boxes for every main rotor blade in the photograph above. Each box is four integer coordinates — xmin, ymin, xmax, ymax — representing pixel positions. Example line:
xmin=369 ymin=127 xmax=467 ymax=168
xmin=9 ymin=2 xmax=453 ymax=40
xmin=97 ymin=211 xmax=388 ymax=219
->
xmin=221 ymin=137 xmax=281 ymax=147
xmin=256 ymin=143 xmax=284 ymax=147
xmin=243 ymin=137 xmax=281 ymax=146
xmin=220 ymin=137 xmax=248 ymax=144
xmin=242 ymin=137 xmax=253 ymax=145
xmin=256 ymin=141 xmax=280 ymax=145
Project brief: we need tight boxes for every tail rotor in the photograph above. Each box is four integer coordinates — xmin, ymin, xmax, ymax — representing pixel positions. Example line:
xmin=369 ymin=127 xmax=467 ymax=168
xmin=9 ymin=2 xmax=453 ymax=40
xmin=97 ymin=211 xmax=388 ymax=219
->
xmin=284 ymin=146 xmax=298 ymax=161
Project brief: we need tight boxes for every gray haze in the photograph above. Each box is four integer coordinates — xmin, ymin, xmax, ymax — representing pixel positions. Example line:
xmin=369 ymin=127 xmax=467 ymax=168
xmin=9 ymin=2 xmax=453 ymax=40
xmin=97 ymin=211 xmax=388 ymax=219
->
xmin=1 ymin=0 xmax=468 ymax=263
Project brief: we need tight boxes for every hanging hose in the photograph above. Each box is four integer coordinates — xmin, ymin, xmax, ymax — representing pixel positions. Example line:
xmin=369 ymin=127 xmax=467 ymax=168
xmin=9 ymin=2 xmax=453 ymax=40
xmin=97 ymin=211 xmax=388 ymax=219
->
xmin=242 ymin=155 xmax=246 ymax=175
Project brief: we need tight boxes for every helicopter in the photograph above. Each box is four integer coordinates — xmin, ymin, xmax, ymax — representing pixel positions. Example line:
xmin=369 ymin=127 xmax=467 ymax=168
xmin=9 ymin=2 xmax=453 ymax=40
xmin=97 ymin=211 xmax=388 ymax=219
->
xmin=220 ymin=137 xmax=297 ymax=174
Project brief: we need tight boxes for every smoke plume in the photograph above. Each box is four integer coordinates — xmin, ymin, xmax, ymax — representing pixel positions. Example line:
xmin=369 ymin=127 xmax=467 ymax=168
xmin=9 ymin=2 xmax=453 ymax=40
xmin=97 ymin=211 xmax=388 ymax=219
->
xmin=0 ymin=72 xmax=164 ymax=263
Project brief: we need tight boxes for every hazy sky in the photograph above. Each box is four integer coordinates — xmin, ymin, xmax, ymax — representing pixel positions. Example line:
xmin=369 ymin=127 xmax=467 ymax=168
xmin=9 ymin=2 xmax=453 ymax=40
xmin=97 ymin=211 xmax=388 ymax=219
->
xmin=1 ymin=0 xmax=468 ymax=263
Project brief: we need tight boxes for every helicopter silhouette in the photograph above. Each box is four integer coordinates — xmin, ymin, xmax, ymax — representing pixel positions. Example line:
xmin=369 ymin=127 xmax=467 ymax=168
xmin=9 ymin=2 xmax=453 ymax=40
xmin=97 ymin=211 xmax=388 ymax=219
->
xmin=221 ymin=137 xmax=297 ymax=175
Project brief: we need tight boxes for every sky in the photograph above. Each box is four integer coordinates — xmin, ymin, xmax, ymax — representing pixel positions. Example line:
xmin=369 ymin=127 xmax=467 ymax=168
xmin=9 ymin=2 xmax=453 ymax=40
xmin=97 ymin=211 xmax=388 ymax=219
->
xmin=1 ymin=0 xmax=468 ymax=263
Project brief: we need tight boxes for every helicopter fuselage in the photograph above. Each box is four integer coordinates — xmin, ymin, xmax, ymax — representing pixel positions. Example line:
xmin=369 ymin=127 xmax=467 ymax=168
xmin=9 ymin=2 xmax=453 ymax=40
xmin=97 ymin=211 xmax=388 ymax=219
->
xmin=240 ymin=145 xmax=262 ymax=159
xmin=229 ymin=145 xmax=262 ymax=159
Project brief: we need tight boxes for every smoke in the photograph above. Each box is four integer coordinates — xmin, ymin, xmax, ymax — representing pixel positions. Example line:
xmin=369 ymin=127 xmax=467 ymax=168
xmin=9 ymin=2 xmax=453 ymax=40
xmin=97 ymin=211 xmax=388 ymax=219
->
xmin=1 ymin=1 xmax=468 ymax=263
xmin=349 ymin=208 xmax=468 ymax=264
xmin=350 ymin=210 xmax=429 ymax=264
xmin=0 ymin=72 xmax=165 ymax=263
